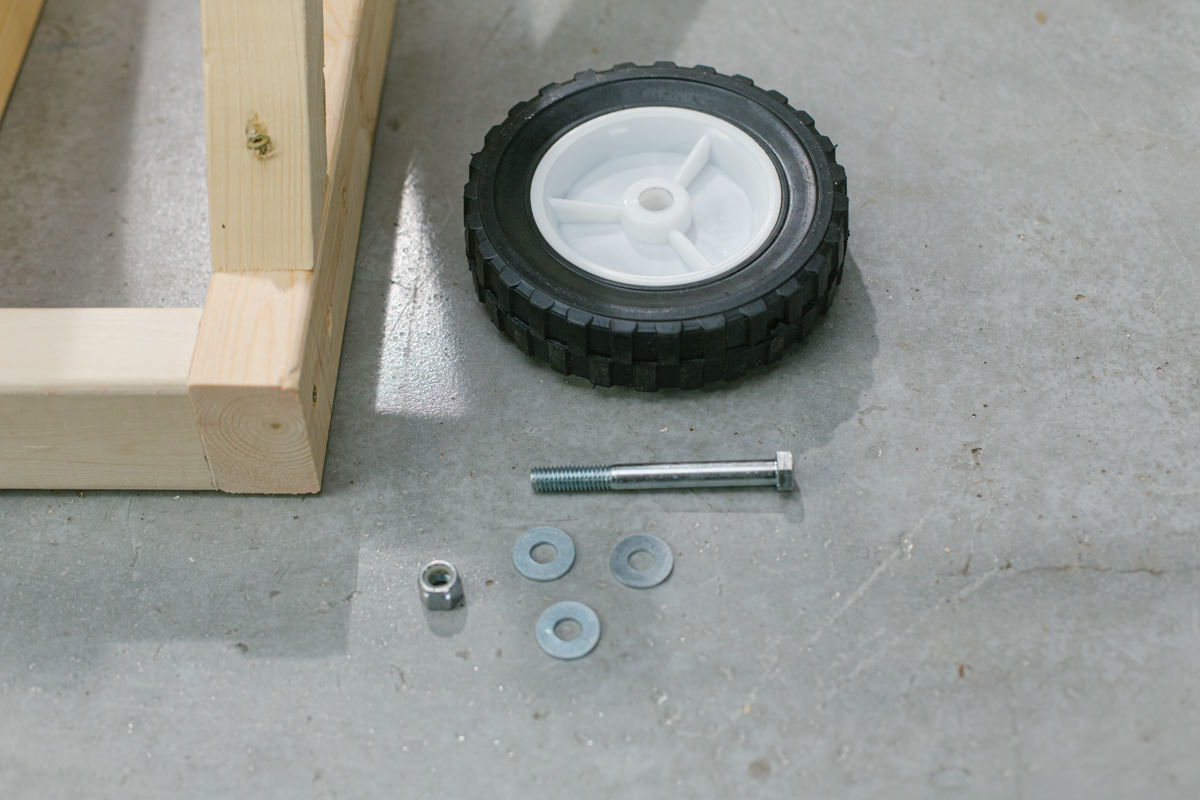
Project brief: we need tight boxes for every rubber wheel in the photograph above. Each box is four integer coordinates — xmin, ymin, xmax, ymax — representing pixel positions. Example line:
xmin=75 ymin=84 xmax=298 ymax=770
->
xmin=464 ymin=62 xmax=849 ymax=391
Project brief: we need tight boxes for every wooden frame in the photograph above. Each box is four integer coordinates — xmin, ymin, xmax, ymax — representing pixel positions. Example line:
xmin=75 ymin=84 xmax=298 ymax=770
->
xmin=0 ymin=0 xmax=397 ymax=492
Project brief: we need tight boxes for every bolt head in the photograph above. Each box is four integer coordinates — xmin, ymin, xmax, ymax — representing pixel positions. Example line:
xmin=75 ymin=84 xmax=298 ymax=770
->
xmin=419 ymin=560 xmax=464 ymax=610
xmin=775 ymin=451 xmax=795 ymax=491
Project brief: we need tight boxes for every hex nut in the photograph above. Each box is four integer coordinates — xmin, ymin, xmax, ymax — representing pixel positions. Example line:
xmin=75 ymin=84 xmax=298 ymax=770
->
xmin=419 ymin=560 xmax=463 ymax=610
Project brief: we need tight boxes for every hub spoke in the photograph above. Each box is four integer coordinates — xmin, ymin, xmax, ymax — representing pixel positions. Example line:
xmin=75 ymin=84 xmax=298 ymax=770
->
xmin=529 ymin=107 xmax=783 ymax=288
xmin=674 ymin=133 xmax=711 ymax=188
xmin=549 ymin=198 xmax=623 ymax=224
xmin=668 ymin=230 xmax=712 ymax=272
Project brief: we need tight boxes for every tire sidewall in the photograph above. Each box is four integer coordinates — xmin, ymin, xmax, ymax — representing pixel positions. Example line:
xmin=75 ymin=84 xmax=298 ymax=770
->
xmin=473 ymin=65 xmax=837 ymax=323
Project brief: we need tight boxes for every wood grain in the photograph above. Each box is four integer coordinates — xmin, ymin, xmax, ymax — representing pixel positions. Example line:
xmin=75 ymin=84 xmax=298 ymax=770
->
xmin=201 ymin=0 xmax=326 ymax=271
xmin=189 ymin=0 xmax=397 ymax=493
xmin=0 ymin=0 xmax=44 ymax=122
xmin=0 ymin=309 xmax=213 ymax=490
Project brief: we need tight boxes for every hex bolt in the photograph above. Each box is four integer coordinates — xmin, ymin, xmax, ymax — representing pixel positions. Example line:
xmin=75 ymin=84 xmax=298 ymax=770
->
xmin=530 ymin=451 xmax=794 ymax=493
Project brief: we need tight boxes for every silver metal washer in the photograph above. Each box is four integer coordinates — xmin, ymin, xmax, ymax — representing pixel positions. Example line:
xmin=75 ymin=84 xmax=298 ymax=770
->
xmin=610 ymin=534 xmax=674 ymax=588
xmin=512 ymin=526 xmax=576 ymax=582
xmin=535 ymin=601 xmax=601 ymax=660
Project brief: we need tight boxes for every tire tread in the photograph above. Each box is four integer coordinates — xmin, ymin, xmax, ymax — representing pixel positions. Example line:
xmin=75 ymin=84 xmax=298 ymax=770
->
xmin=464 ymin=62 xmax=849 ymax=390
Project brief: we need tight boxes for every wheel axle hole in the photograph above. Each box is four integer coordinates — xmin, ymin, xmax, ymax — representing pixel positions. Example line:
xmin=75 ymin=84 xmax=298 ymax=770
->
xmin=531 ymin=543 xmax=558 ymax=564
xmin=638 ymin=187 xmax=674 ymax=211
xmin=554 ymin=618 xmax=582 ymax=641
xmin=425 ymin=567 xmax=453 ymax=587
xmin=627 ymin=549 xmax=656 ymax=571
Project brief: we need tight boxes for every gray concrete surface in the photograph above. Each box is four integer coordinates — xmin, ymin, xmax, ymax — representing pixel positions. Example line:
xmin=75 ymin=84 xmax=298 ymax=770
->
xmin=1 ymin=0 xmax=1197 ymax=797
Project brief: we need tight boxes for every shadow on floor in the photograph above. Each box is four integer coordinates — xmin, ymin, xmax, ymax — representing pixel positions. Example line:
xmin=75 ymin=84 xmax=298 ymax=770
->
xmin=0 ymin=0 xmax=876 ymax=679
xmin=0 ymin=0 xmax=150 ymax=306
xmin=0 ymin=498 xmax=357 ymax=678
xmin=328 ymin=0 xmax=878 ymax=511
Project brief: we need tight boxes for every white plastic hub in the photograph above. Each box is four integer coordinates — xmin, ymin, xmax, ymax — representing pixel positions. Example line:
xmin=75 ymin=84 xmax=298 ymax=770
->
xmin=529 ymin=107 xmax=784 ymax=288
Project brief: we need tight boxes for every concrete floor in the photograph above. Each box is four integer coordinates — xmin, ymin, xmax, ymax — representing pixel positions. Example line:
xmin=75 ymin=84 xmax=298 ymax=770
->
xmin=2 ymin=0 xmax=1198 ymax=796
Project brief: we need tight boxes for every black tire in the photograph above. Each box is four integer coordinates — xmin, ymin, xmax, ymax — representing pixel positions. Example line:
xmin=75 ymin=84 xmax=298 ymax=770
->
xmin=464 ymin=62 xmax=849 ymax=391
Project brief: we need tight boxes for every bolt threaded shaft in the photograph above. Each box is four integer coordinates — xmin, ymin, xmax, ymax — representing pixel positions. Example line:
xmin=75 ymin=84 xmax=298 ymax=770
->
xmin=530 ymin=452 xmax=794 ymax=493
xmin=530 ymin=465 xmax=614 ymax=493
